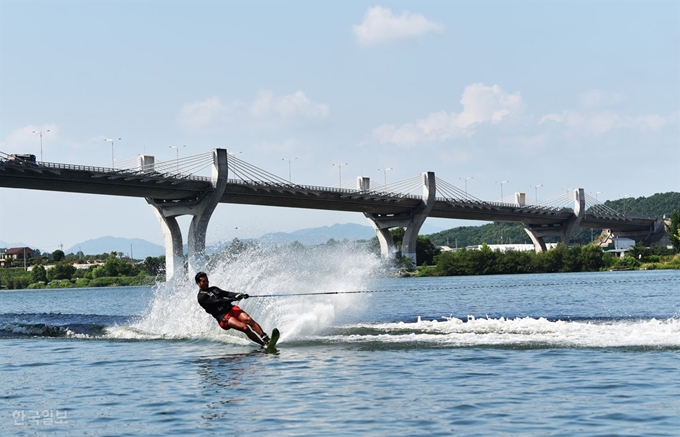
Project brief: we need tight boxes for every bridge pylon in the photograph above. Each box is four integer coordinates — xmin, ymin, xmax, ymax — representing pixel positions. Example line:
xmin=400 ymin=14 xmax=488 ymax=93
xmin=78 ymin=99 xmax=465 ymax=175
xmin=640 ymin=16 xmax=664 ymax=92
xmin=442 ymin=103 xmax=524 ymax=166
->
xmin=523 ymin=188 xmax=585 ymax=252
xmin=364 ymin=172 xmax=436 ymax=265
xmin=145 ymin=148 xmax=228 ymax=280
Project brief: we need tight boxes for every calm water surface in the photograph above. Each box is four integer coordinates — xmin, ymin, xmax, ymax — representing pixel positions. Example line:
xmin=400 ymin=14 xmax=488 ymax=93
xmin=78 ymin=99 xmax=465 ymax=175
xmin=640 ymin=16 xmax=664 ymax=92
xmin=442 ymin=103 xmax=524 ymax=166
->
xmin=1 ymin=269 xmax=679 ymax=436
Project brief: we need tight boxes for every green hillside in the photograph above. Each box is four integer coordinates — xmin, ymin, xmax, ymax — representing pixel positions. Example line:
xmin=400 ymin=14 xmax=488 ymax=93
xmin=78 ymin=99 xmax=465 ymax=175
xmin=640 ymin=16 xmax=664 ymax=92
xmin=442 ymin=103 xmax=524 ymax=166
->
xmin=604 ymin=192 xmax=680 ymax=218
xmin=428 ymin=192 xmax=679 ymax=247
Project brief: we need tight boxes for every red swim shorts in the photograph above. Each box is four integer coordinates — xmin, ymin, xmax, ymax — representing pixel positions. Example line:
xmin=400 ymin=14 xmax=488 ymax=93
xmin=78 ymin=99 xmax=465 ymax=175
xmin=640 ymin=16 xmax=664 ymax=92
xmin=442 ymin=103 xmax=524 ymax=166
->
xmin=218 ymin=305 xmax=243 ymax=329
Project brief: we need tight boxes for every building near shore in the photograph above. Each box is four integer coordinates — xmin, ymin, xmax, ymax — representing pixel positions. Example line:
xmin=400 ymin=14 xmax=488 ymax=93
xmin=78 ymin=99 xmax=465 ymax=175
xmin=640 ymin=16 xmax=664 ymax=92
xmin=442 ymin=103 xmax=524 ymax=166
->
xmin=0 ymin=247 xmax=35 ymax=267
xmin=441 ymin=244 xmax=558 ymax=253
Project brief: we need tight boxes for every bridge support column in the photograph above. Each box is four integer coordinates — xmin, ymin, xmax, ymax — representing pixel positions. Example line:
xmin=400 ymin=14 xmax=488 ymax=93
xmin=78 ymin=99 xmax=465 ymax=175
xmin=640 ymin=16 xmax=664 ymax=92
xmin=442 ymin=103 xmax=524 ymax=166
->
xmin=523 ymin=188 xmax=585 ymax=253
xmin=364 ymin=172 xmax=436 ymax=265
xmin=146 ymin=149 xmax=228 ymax=281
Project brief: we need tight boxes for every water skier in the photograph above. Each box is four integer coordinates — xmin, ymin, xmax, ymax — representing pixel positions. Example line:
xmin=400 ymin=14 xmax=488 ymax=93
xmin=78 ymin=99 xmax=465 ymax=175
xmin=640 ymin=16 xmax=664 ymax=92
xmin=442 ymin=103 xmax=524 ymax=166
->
xmin=195 ymin=272 xmax=270 ymax=347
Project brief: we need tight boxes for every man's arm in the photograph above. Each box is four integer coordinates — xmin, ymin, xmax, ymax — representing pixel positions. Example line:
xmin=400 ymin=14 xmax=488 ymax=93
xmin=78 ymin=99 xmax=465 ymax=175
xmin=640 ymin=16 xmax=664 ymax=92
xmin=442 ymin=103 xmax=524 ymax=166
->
xmin=212 ymin=287 xmax=241 ymax=301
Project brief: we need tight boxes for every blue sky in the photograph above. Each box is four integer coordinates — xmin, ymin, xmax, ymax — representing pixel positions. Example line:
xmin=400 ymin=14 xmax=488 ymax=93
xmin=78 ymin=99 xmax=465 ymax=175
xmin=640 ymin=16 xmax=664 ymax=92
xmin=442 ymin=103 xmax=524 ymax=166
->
xmin=1 ymin=0 xmax=678 ymax=252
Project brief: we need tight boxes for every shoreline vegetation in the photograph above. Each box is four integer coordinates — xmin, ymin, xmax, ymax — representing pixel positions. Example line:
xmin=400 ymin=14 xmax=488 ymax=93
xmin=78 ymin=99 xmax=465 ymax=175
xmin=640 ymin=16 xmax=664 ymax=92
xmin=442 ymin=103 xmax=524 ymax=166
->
xmin=0 ymin=252 xmax=164 ymax=290
xmin=404 ymin=243 xmax=680 ymax=278
xmin=0 ymin=240 xmax=678 ymax=290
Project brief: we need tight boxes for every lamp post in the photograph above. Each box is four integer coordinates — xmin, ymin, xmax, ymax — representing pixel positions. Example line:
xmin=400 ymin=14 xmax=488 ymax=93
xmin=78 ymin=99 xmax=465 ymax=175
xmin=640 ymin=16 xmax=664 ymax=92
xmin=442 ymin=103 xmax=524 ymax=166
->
xmin=282 ymin=157 xmax=298 ymax=182
xmin=103 ymin=137 xmax=121 ymax=168
xmin=32 ymin=129 xmax=50 ymax=162
xmin=459 ymin=176 xmax=473 ymax=194
xmin=496 ymin=180 xmax=509 ymax=203
xmin=333 ymin=163 xmax=348 ymax=187
xmin=595 ymin=191 xmax=602 ymax=202
xmin=169 ymin=145 xmax=186 ymax=172
xmin=378 ymin=167 xmax=393 ymax=186
xmin=533 ymin=184 xmax=543 ymax=204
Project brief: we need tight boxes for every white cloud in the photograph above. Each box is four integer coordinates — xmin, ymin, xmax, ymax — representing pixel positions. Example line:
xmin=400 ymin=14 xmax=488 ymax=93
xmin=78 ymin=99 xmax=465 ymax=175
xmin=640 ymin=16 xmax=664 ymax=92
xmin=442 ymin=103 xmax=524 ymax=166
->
xmin=540 ymin=110 xmax=679 ymax=135
xmin=353 ymin=5 xmax=444 ymax=47
xmin=631 ymin=112 xmax=680 ymax=131
xmin=372 ymin=83 xmax=523 ymax=146
xmin=177 ymin=96 xmax=231 ymax=130
xmin=250 ymin=90 xmax=329 ymax=120
xmin=178 ymin=91 xmax=329 ymax=131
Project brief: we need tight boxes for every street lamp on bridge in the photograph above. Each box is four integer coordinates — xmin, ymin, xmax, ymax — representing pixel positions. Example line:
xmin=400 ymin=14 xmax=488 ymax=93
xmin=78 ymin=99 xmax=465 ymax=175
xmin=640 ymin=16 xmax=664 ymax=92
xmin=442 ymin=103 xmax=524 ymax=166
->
xmin=333 ymin=163 xmax=348 ymax=188
xmin=459 ymin=176 xmax=473 ymax=194
xmin=595 ymin=191 xmax=602 ymax=202
xmin=282 ymin=157 xmax=298 ymax=182
xmin=378 ymin=167 xmax=393 ymax=187
xmin=532 ymin=184 xmax=543 ymax=204
xmin=103 ymin=137 xmax=121 ymax=168
xmin=496 ymin=180 xmax=509 ymax=203
xmin=169 ymin=145 xmax=186 ymax=172
xmin=32 ymin=129 xmax=50 ymax=162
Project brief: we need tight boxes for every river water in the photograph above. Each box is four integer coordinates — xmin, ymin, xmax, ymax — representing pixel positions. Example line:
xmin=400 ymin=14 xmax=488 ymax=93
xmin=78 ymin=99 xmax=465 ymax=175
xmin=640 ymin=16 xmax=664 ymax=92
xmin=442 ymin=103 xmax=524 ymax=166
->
xmin=1 ymin=246 xmax=679 ymax=436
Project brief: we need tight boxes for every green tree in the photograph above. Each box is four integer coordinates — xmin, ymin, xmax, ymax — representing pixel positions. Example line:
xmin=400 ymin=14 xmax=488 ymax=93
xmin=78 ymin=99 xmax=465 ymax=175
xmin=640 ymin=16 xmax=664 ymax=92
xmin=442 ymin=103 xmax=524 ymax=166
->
xmin=52 ymin=250 xmax=65 ymax=262
xmin=433 ymin=251 xmax=464 ymax=276
xmin=563 ymin=246 xmax=583 ymax=272
xmin=535 ymin=243 xmax=567 ymax=273
xmin=416 ymin=236 xmax=440 ymax=266
xmin=497 ymin=249 xmax=533 ymax=274
xmin=31 ymin=265 xmax=48 ymax=283
xmin=578 ymin=244 xmax=606 ymax=271
xmin=143 ymin=256 xmax=165 ymax=276
xmin=669 ymin=208 xmax=680 ymax=253
xmin=47 ymin=263 xmax=76 ymax=281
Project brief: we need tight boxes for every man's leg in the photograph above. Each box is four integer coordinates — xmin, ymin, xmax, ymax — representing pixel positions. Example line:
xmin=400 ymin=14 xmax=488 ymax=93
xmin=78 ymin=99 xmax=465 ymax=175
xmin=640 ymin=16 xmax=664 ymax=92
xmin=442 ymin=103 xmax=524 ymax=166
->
xmin=237 ymin=312 xmax=265 ymax=336
xmin=226 ymin=317 xmax=265 ymax=346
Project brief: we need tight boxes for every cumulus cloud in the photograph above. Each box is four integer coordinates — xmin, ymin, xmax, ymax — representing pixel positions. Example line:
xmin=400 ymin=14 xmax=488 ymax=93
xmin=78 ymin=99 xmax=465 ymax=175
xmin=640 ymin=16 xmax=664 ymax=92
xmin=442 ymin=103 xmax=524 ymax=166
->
xmin=177 ymin=96 xmax=230 ymax=130
xmin=372 ymin=83 xmax=523 ymax=146
xmin=353 ymin=5 xmax=444 ymax=47
xmin=178 ymin=90 xmax=329 ymax=131
xmin=250 ymin=90 xmax=329 ymax=120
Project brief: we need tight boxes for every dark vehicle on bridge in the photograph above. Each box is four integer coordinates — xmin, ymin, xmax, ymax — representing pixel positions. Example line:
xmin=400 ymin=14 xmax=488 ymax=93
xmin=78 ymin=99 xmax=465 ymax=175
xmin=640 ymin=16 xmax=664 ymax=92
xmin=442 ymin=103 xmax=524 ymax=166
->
xmin=7 ymin=154 xmax=37 ymax=164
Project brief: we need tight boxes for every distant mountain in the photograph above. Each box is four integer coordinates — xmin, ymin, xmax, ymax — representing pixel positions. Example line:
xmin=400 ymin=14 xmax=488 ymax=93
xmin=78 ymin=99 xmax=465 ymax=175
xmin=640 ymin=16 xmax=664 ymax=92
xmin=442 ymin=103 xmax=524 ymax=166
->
xmin=0 ymin=240 xmax=28 ymax=249
xmin=258 ymin=222 xmax=447 ymax=246
xmin=259 ymin=223 xmax=375 ymax=246
xmin=64 ymin=237 xmax=165 ymax=259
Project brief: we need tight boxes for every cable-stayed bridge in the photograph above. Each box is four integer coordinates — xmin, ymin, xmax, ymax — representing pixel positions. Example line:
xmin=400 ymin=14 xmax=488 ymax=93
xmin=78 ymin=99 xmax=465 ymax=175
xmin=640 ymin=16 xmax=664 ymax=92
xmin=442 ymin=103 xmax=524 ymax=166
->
xmin=0 ymin=149 xmax=666 ymax=278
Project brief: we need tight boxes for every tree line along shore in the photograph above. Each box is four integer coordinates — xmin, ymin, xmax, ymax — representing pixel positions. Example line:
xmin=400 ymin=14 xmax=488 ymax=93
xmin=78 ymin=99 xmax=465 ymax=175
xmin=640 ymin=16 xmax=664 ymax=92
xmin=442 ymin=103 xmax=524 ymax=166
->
xmin=1 ymin=237 xmax=678 ymax=290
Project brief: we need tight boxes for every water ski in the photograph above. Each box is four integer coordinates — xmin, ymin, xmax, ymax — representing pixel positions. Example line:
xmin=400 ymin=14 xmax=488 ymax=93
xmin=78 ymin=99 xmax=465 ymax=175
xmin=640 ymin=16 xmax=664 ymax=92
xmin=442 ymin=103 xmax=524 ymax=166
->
xmin=264 ymin=328 xmax=280 ymax=354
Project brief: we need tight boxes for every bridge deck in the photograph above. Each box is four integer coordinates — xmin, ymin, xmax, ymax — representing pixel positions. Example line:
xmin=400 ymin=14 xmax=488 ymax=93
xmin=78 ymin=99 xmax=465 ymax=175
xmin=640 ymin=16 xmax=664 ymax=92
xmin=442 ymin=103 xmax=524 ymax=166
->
xmin=0 ymin=158 xmax=659 ymax=234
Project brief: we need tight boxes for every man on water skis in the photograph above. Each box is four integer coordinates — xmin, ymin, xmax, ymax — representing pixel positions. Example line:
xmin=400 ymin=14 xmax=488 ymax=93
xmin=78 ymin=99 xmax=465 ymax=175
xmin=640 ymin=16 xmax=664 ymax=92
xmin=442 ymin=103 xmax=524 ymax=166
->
xmin=195 ymin=272 xmax=271 ymax=347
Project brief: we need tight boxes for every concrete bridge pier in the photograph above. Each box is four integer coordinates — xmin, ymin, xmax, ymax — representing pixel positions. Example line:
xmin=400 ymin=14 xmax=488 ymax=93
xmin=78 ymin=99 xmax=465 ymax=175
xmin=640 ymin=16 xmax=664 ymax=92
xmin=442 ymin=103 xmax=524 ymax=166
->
xmin=523 ymin=188 xmax=585 ymax=253
xmin=145 ymin=148 xmax=228 ymax=280
xmin=364 ymin=172 xmax=436 ymax=265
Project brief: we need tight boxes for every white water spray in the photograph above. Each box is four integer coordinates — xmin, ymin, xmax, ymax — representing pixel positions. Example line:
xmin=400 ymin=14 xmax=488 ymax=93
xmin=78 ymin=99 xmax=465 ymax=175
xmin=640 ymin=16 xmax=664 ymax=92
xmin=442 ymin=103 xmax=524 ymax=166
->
xmin=123 ymin=242 xmax=382 ymax=344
